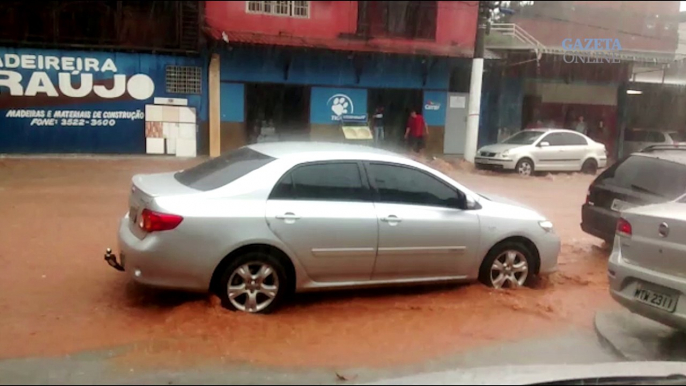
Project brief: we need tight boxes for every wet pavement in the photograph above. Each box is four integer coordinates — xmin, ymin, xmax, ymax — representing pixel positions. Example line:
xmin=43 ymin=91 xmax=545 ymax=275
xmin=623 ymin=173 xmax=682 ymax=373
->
xmin=0 ymin=155 xmax=622 ymax=382
xmin=595 ymin=309 xmax=686 ymax=361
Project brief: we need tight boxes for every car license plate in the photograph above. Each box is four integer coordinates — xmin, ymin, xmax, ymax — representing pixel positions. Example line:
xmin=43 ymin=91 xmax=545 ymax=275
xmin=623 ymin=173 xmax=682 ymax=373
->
xmin=611 ymin=199 xmax=634 ymax=212
xmin=634 ymin=286 xmax=678 ymax=313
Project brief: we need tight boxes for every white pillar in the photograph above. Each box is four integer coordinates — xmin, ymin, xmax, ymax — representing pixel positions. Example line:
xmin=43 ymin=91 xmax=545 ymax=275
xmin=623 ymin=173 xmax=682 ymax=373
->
xmin=464 ymin=58 xmax=484 ymax=163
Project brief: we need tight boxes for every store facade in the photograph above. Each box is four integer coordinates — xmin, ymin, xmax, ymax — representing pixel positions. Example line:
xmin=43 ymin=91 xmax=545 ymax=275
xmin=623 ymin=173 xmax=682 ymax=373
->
xmin=217 ymin=45 xmax=462 ymax=154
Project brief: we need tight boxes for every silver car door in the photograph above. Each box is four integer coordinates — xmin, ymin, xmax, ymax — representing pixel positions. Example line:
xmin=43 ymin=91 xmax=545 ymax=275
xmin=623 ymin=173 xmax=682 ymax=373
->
xmin=560 ymin=132 xmax=590 ymax=170
xmin=365 ymin=162 xmax=480 ymax=280
xmin=265 ymin=161 xmax=377 ymax=283
xmin=533 ymin=133 xmax=567 ymax=171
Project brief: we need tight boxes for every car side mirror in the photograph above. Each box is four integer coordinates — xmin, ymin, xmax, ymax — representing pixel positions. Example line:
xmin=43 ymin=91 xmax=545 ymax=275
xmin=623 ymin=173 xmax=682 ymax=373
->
xmin=538 ymin=141 xmax=550 ymax=147
xmin=465 ymin=196 xmax=476 ymax=209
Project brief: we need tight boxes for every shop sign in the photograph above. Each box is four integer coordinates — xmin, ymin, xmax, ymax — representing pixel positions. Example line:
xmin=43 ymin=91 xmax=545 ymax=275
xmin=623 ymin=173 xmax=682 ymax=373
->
xmin=311 ymin=87 xmax=368 ymax=125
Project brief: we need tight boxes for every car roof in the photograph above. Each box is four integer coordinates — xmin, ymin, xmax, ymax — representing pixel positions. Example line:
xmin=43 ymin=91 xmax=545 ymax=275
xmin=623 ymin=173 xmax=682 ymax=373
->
xmin=523 ymin=128 xmax=585 ymax=135
xmin=248 ymin=141 xmax=408 ymax=162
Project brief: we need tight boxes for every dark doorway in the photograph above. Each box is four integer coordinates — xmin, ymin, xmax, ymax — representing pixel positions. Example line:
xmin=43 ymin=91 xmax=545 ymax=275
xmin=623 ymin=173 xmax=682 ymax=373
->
xmin=368 ymin=89 xmax=423 ymax=148
xmin=245 ymin=83 xmax=310 ymax=144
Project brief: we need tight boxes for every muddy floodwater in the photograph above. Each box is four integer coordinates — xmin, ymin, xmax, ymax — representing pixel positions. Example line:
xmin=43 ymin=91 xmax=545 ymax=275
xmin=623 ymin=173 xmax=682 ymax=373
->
xmin=0 ymin=157 xmax=616 ymax=369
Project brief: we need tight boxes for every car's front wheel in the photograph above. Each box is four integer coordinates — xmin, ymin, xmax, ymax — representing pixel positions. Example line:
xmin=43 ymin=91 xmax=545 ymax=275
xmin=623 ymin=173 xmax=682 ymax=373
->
xmin=218 ymin=251 xmax=289 ymax=314
xmin=479 ymin=241 xmax=535 ymax=289
xmin=515 ymin=158 xmax=534 ymax=177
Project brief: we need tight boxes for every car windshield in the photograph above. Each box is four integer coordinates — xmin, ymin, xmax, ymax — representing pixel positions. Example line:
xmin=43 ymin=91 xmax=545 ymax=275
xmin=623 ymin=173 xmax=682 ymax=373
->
xmin=174 ymin=147 xmax=274 ymax=191
xmin=12 ymin=0 xmax=686 ymax=383
xmin=502 ymin=131 xmax=545 ymax=145
xmin=597 ymin=155 xmax=686 ymax=200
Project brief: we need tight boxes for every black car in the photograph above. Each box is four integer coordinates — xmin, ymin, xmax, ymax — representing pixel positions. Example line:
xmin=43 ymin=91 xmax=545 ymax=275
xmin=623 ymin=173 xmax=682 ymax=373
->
xmin=581 ymin=145 xmax=686 ymax=243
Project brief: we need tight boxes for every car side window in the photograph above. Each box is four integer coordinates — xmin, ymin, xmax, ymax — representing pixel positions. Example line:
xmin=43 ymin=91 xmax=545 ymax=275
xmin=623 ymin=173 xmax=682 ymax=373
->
xmin=647 ymin=131 xmax=665 ymax=143
xmin=270 ymin=162 xmax=368 ymax=202
xmin=367 ymin=163 xmax=465 ymax=209
xmin=541 ymin=133 xmax=566 ymax=146
xmin=562 ymin=133 xmax=588 ymax=146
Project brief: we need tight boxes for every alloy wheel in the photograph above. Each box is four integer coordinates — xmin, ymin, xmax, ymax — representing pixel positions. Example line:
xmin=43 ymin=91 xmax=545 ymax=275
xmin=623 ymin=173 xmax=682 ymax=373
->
xmin=227 ymin=262 xmax=280 ymax=313
xmin=490 ymin=250 xmax=529 ymax=289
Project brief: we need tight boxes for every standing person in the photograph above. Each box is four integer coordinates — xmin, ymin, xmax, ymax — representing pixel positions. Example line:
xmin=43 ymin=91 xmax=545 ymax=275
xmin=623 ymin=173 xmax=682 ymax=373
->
xmin=405 ymin=109 xmax=428 ymax=154
xmin=575 ymin=115 xmax=588 ymax=135
xmin=372 ymin=106 xmax=385 ymax=146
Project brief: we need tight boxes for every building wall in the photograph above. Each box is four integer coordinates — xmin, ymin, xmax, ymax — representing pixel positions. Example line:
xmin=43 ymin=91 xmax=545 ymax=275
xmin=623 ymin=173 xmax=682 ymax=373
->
xmin=512 ymin=1 xmax=679 ymax=52
xmin=0 ymin=47 xmax=208 ymax=154
xmin=436 ymin=1 xmax=478 ymax=48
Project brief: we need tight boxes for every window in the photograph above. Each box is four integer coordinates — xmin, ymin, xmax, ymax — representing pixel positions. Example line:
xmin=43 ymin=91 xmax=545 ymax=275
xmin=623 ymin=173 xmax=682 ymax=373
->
xmin=174 ymin=147 xmax=274 ymax=191
xmin=246 ymin=1 xmax=310 ymax=18
xmin=356 ymin=1 xmax=437 ymax=40
xmin=270 ymin=162 xmax=368 ymax=201
xmin=166 ymin=65 xmax=202 ymax=95
xmin=597 ymin=155 xmax=686 ymax=200
xmin=368 ymin=163 xmax=465 ymax=209
xmin=625 ymin=130 xmax=647 ymax=142
xmin=541 ymin=133 xmax=567 ymax=146
xmin=646 ymin=131 xmax=666 ymax=143
xmin=561 ymin=133 xmax=588 ymax=146
xmin=502 ymin=130 xmax=545 ymax=145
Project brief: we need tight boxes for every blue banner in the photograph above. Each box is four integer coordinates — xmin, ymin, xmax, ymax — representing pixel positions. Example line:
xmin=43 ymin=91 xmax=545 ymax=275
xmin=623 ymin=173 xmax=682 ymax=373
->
xmin=310 ymin=87 xmax=368 ymax=125
xmin=423 ymin=91 xmax=447 ymax=126
xmin=0 ymin=47 xmax=207 ymax=154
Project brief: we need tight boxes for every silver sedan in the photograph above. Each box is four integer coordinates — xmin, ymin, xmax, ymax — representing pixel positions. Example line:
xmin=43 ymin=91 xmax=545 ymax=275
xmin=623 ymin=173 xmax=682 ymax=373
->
xmin=104 ymin=142 xmax=560 ymax=314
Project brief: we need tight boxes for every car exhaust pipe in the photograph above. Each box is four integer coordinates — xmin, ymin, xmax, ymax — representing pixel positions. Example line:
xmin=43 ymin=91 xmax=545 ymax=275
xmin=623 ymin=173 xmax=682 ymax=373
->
xmin=104 ymin=248 xmax=125 ymax=272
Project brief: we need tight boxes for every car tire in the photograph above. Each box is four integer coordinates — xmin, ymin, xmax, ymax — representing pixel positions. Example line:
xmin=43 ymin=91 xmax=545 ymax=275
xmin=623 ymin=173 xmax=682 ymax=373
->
xmin=479 ymin=241 xmax=535 ymax=289
xmin=515 ymin=158 xmax=534 ymax=177
xmin=217 ymin=251 xmax=290 ymax=314
xmin=581 ymin=159 xmax=598 ymax=175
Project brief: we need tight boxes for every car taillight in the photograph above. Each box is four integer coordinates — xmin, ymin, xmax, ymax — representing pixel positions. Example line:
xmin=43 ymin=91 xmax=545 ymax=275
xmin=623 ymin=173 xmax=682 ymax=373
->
xmin=617 ymin=217 xmax=632 ymax=236
xmin=138 ymin=209 xmax=183 ymax=232
xmin=585 ymin=190 xmax=590 ymax=204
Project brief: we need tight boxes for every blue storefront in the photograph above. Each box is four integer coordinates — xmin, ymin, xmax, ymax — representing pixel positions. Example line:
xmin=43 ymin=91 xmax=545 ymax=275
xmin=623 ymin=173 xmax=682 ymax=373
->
xmin=218 ymin=45 xmax=460 ymax=152
xmin=0 ymin=47 xmax=208 ymax=154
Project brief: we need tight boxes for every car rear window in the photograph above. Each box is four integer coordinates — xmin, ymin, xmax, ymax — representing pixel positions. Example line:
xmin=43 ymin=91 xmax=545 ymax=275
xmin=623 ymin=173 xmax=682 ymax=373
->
xmin=596 ymin=154 xmax=686 ymax=199
xmin=174 ymin=147 xmax=275 ymax=191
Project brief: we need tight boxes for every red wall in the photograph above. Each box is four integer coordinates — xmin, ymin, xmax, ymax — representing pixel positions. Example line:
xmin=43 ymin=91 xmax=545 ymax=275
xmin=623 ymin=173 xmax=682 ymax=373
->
xmin=436 ymin=1 xmax=477 ymax=47
xmin=205 ymin=1 xmax=357 ymax=40
xmin=204 ymin=1 xmax=477 ymax=52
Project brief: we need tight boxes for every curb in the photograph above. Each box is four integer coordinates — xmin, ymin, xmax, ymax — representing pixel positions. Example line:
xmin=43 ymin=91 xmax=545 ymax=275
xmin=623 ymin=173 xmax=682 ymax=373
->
xmin=593 ymin=312 xmax=628 ymax=360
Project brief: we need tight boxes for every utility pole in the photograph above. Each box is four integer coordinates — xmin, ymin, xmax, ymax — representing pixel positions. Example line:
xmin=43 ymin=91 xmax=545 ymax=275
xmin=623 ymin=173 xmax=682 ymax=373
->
xmin=464 ymin=1 xmax=495 ymax=163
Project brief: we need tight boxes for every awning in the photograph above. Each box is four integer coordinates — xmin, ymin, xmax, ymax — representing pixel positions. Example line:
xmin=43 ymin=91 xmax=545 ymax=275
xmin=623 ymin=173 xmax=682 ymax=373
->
xmin=213 ymin=30 xmax=496 ymax=59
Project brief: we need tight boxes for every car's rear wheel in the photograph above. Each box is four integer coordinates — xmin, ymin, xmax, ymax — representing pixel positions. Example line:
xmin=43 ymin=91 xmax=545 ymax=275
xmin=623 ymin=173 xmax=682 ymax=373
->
xmin=218 ymin=251 xmax=289 ymax=314
xmin=479 ymin=242 xmax=534 ymax=289
xmin=581 ymin=159 xmax=598 ymax=175
xmin=515 ymin=158 xmax=534 ymax=177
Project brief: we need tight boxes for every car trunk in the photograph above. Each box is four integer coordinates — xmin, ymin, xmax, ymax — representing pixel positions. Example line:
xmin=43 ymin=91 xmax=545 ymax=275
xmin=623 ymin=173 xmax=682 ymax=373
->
xmin=128 ymin=172 xmax=197 ymax=237
xmin=621 ymin=202 xmax=686 ymax=278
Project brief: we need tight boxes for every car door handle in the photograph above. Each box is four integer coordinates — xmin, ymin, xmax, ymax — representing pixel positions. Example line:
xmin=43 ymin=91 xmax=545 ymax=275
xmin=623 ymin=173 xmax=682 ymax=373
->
xmin=276 ymin=212 xmax=301 ymax=220
xmin=381 ymin=215 xmax=402 ymax=223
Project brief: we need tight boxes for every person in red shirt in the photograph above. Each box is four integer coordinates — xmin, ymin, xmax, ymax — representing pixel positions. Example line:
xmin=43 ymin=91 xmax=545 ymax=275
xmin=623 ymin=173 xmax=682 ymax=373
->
xmin=405 ymin=109 xmax=429 ymax=154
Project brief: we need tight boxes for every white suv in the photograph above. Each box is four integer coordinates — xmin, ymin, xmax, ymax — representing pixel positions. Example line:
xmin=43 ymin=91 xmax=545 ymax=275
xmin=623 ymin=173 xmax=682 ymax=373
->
xmin=475 ymin=129 xmax=608 ymax=176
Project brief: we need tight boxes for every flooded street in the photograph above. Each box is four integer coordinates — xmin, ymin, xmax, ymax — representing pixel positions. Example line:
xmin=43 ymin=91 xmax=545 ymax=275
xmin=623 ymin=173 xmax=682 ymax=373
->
xmin=0 ymin=157 xmax=616 ymax=370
